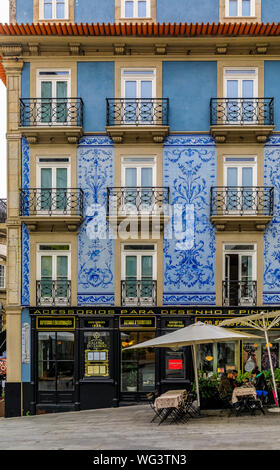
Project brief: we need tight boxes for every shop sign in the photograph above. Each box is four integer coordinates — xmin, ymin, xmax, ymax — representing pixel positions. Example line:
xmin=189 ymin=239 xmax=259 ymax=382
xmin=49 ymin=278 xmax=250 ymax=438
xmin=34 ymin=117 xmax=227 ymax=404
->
xmin=84 ymin=320 xmax=110 ymax=328
xmin=168 ymin=359 xmax=183 ymax=370
xmin=30 ymin=306 xmax=280 ymax=316
xmin=119 ymin=316 xmax=156 ymax=329
xmin=166 ymin=320 xmax=186 ymax=328
xmin=195 ymin=316 xmax=280 ymax=329
xmin=36 ymin=316 xmax=75 ymax=330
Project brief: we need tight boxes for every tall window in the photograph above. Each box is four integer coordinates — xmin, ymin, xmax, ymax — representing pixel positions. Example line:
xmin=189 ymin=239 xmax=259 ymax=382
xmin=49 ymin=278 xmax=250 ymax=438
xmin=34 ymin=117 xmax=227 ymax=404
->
xmin=37 ymin=70 xmax=70 ymax=124
xmin=121 ymin=0 xmax=151 ymax=18
xmin=37 ymin=157 xmax=70 ymax=213
xmin=0 ymin=265 xmax=5 ymax=289
xmin=40 ymin=0 xmax=69 ymax=20
xmin=226 ymin=0 xmax=255 ymax=17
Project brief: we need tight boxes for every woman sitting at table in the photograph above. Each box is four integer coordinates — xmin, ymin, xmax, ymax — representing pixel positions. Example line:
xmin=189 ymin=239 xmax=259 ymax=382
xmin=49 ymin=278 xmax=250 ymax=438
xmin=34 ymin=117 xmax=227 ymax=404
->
xmin=218 ymin=372 xmax=234 ymax=400
xmin=251 ymin=367 xmax=268 ymax=399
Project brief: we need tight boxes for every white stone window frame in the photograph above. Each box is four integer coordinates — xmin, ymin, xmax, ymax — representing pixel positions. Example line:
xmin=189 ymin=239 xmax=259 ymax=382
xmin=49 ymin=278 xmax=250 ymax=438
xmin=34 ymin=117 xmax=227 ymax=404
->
xmin=121 ymin=243 xmax=157 ymax=281
xmin=36 ymin=244 xmax=71 ymax=283
xmin=121 ymin=0 xmax=151 ymax=19
xmin=39 ymin=0 xmax=69 ymax=21
xmin=223 ymin=243 xmax=257 ymax=284
xmin=225 ymin=0 xmax=256 ymax=18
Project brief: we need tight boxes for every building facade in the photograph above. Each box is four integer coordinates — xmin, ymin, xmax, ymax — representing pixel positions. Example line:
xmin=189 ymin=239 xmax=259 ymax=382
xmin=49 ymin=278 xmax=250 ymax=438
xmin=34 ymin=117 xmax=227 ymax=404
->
xmin=2 ymin=0 xmax=280 ymax=416
xmin=0 ymin=199 xmax=6 ymax=332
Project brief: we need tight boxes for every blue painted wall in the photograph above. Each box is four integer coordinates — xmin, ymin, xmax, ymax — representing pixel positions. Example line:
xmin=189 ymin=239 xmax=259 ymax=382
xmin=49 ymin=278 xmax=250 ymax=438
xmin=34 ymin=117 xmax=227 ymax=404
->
xmin=163 ymin=61 xmax=217 ymax=132
xmin=264 ymin=61 xmax=280 ymax=132
xmin=74 ymin=0 xmax=115 ymax=23
xmin=157 ymin=0 xmax=219 ymax=23
xmin=77 ymin=135 xmax=115 ymax=306
xmin=77 ymin=62 xmax=114 ymax=133
xmin=263 ymin=135 xmax=280 ymax=304
xmin=16 ymin=0 xmax=33 ymax=23
xmin=163 ymin=135 xmax=216 ymax=305
xmin=262 ymin=1 xmax=280 ymax=22
xmin=21 ymin=63 xmax=30 ymax=99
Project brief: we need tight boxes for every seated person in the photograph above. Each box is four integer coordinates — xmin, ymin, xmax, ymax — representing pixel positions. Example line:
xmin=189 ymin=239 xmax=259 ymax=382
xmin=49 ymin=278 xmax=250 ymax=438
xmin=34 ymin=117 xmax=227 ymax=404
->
xmin=218 ymin=372 xmax=235 ymax=400
xmin=252 ymin=367 xmax=268 ymax=398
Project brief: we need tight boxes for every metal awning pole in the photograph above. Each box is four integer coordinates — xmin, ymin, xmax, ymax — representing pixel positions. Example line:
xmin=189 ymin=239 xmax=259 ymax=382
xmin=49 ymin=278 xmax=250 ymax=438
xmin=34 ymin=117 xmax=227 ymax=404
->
xmin=192 ymin=343 xmax=200 ymax=410
xmin=264 ymin=329 xmax=279 ymax=407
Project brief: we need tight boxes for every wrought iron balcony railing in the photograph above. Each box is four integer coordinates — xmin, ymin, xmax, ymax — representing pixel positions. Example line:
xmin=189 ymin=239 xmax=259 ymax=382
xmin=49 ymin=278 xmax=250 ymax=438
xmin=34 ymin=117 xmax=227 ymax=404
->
xmin=210 ymin=187 xmax=274 ymax=217
xmin=36 ymin=280 xmax=71 ymax=306
xmin=222 ymin=280 xmax=257 ymax=306
xmin=107 ymin=187 xmax=170 ymax=216
xmin=20 ymin=188 xmax=84 ymax=217
xmin=106 ymin=98 xmax=169 ymax=126
xmin=20 ymin=98 xmax=84 ymax=127
xmin=0 ymin=199 xmax=7 ymax=223
xmin=121 ymin=280 xmax=157 ymax=306
xmin=210 ymin=98 xmax=274 ymax=126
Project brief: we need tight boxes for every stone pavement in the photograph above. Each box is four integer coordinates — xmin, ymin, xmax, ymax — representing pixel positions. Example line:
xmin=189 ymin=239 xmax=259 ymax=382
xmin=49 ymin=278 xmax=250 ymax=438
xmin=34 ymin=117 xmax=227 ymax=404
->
xmin=0 ymin=405 xmax=280 ymax=450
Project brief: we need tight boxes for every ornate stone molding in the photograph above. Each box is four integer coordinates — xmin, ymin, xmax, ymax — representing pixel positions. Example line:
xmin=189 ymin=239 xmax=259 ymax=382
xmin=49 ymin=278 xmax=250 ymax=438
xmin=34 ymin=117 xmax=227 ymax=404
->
xmin=0 ymin=44 xmax=23 ymax=57
xmin=28 ymin=43 xmax=40 ymax=56
xmin=114 ymin=43 xmax=126 ymax=55
xmin=69 ymin=42 xmax=82 ymax=55
xmin=216 ymin=43 xmax=228 ymax=54
xmin=154 ymin=44 xmax=167 ymax=55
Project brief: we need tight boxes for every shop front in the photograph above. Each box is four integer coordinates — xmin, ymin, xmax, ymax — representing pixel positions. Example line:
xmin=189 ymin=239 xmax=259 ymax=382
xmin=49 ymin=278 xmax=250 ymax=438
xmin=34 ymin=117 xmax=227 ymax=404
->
xmin=27 ymin=306 xmax=280 ymax=414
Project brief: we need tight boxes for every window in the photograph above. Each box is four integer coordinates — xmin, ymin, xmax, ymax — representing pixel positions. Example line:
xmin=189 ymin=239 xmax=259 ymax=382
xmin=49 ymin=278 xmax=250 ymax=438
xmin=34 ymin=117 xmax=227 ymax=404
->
xmin=37 ymin=244 xmax=71 ymax=305
xmin=40 ymin=0 xmax=69 ymax=20
xmin=223 ymin=244 xmax=257 ymax=306
xmin=223 ymin=68 xmax=258 ymax=123
xmin=121 ymin=157 xmax=156 ymax=213
xmin=121 ymin=0 xmax=151 ymax=18
xmin=121 ymin=244 xmax=156 ymax=306
xmin=224 ymin=156 xmax=257 ymax=213
xmin=0 ymin=265 xmax=5 ymax=289
xmin=37 ymin=70 xmax=70 ymax=124
xmin=37 ymin=158 xmax=70 ymax=213
xmin=225 ymin=0 xmax=255 ymax=17
xmin=38 ymin=331 xmax=74 ymax=392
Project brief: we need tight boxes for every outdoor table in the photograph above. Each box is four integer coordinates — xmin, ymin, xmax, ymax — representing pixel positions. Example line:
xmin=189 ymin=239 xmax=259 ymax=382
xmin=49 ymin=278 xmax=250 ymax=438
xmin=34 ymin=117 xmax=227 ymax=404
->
xmin=232 ymin=386 xmax=257 ymax=404
xmin=154 ymin=390 xmax=188 ymax=424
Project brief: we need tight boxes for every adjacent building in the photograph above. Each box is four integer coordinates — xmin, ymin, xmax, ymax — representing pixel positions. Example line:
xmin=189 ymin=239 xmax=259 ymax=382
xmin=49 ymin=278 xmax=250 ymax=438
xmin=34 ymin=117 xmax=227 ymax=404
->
xmin=2 ymin=0 xmax=280 ymax=416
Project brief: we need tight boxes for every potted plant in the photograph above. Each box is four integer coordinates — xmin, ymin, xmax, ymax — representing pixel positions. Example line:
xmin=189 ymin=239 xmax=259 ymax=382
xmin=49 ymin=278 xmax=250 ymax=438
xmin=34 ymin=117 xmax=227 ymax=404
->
xmin=126 ymin=370 xmax=137 ymax=392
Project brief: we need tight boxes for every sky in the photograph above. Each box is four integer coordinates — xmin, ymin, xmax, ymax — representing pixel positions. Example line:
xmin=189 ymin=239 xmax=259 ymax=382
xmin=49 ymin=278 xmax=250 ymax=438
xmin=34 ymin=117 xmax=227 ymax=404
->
xmin=0 ymin=0 xmax=9 ymax=198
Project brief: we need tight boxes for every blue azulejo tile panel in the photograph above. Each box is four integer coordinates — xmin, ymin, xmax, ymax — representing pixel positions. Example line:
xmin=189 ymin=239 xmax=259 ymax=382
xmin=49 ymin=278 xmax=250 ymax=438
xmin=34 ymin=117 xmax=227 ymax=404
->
xmin=263 ymin=134 xmax=280 ymax=304
xmin=21 ymin=223 xmax=30 ymax=306
xmin=163 ymin=135 xmax=216 ymax=306
xmin=77 ymin=135 xmax=115 ymax=306
xmin=21 ymin=137 xmax=30 ymax=189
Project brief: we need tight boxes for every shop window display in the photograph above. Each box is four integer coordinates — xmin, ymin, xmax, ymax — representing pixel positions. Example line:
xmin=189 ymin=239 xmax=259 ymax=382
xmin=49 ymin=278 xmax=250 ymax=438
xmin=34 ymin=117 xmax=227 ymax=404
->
xmin=83 ymin=332 xmax=110 ymax=378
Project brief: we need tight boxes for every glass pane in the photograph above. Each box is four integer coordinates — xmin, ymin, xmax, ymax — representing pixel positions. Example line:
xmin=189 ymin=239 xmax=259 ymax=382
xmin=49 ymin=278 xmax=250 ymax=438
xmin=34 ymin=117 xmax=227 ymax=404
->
xmin=261 ymin=343 xmax=279 ymax=371
xmin=242 ymin=168 xmax=253 ymax=186
xmin=242 ymin=80 xmax=254 ymax=98
xmin=227 ymin=167 xmax=238 ymax=186
xmin=38 ymin=362 xmax=56 ymax=390
xmin=44 ymin=1 xmax=53 ymax=19
xmin=217 ymin=343 xmax=236 ymax=371
xmin=56 ymin=168 xmax=67 ymax=210
xmin=242 ymin=168 xmax=253 ymax=210
xmin=198 ymin=344 xmax=214 ymax=376
xmin=165 ymin=349 xmax=185 ymax=379
xmin=243 ymin=343 xmax=259 ymax=372
xmin=56 ymin=0 xmax=65 ymax=19
xmin=229 ymin=0 xmax=238 ymax=16
xmin=57 ymin=332 xmax=74 ymax=361
xmin=125 ymin=81 xmax=137 ymax=99
xmin=241 ymin=255 xmax=252 ymax=279
xmin=138 ymin=0 xmax=147 ymax=17
xmin=126 ymin=256 xmax=137 ymax=278
xmin=141 ymin=81 xmax=152 ymax=99
xmin=57 ymin=362 xmax=74 ymax=390
xmin=242 ymin=0 xmax=251 ymax=16
xmin=38 ymin=332 xmax=56 ymax=361
xmin=41 ymin=168 xmax=52 ymax=211
xmin=57 ymin=256 xmax=68 ymax=278
xmin=141 ymin=167 xmax=153 ymax=186
xmin=125 ymin=0 xmax=134 ymax=17
xmin=41 ymin=256 xmax=52 ymax=279
xmin=227 ymin=168 xmax=238 ymax=211
xmin=141 ymin=256 xmax=152 ymax=278
xmin=138 ymin=332 xmax=155 ymax=392
xmin=125 ymin=168 xmax=137 ymax=187
xmin=227 ymin=80 xmax=238 ymax=97
xmin=56 ymin=81 xmax=67 ymax=122
xmin=41 ymin=81 xmax=52 ymax=123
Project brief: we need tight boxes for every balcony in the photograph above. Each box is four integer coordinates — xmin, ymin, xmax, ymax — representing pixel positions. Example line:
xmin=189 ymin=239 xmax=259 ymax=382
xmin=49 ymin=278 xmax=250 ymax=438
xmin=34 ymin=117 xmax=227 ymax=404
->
xmin=222 ymin=280 xmax=257 ymax=306
xmin=20 ymin=188 xmax=84 ymax=231
xmin=19 ymin=98 xmax=84 ymax=144
xmin=210 ymin=186 xmax=274 ymax=231
xmin=121 ymin=280 xmax=157 ymax=306
xmin=106 ymin=98 xmax=169 ymax=143
xmin=36 ymin=280 xmax=71 ymax=307
xmin=210 ymin=98 xmax=274 ymax=143
xmin=107 ymin=187 xmax=170 ymax=230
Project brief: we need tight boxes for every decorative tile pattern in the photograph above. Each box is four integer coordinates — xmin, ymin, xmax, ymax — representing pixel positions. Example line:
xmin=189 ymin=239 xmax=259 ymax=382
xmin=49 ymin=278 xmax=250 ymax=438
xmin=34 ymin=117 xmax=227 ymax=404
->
xmin=21 ymin=137 xmax=30 ymax=189
xmin=77 ymin=135 xmax=115 ymax=306
xmin=21 ymin=223 xmax=30 ymax=306
xmin=163 ymin=134 xmax=216 ymax=306
xmin=263 ymin=135 xmax=280 ymax=304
